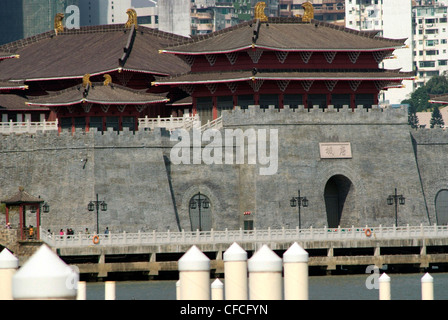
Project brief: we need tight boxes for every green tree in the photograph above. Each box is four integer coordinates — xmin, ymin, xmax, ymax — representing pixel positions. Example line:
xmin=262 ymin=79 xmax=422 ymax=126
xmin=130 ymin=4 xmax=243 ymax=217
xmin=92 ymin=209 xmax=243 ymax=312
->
xmin=430 ymin=106 xmax=445 ymax=128
xmin=401 ymin=75 xmax=448 ymax=112
xmin=407 ymin=103 xmax=419 ymax=129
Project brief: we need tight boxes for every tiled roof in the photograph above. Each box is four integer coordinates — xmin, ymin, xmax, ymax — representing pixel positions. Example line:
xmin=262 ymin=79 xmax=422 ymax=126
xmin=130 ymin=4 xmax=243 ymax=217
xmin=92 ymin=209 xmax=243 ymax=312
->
xmin=0 ymin=24 xmax=190 ymax=82
xmin=1 ymin=187 xmax=44 ymax=204
xmin=25 ymin=82 xmax=169 ymax=107
xmin=153 ymin=69 xmax=416 ymax=86
xmin=0 ymin=81 xmax=28 ymax=91
xmin=0 ymin=93 xmax=48 ymax=111
xmin=162 ymin=17 xmax=406 ymax=55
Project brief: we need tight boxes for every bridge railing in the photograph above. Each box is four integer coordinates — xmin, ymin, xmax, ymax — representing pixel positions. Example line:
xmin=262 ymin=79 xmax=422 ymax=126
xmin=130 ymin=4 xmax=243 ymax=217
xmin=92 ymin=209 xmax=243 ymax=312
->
xmin=40 ymin=224 xmax=448 ymax=249
xmin=0 ymin=119 xmax=58 ymax=134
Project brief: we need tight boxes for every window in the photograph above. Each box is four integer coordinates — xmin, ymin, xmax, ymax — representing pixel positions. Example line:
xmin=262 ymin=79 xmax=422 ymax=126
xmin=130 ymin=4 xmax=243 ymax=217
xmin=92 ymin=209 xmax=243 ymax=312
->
xmin=196 ymin=97 xmax=213 ymax=125
xmin=122 ymin=117 xmax=135 ymax=132
xmin=89 ymin=117 xmax=103 ymax=133
xmin=106 ymin=116 xmax=119 ymax=131
xmin=355 ymin=93 xmax=374 ymax=109
xmin=217 ymin=96 xmax=233 ymax=116
xmin=284 ymin=94 xmax=303 ymax=109
xmin=419 ymin=61 xmax=436 ymax=68
xmin=426 ymin=50 xmax=439 ymax=56
xmin=60 ymin=118 xmax=72 ymax=131
xmin=259 ymin=94 xmax=279 ymax=109
xmin=307 ymin=94 xmax=327 ymax=109
xmin=331 ymin=94 xmax=351 ymax=109
xmin=237 ymin=94 xmax=254 ymax=109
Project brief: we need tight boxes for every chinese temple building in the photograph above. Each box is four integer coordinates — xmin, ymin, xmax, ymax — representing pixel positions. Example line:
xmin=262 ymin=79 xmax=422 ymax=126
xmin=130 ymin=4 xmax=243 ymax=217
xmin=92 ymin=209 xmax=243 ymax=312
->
xmin=0 ymin=11 xmax=190 ymax=132
xmin=25 ymin=75 xmax=169 ymax=132
xmin=154 ymin=4 xmax=414 ymax=124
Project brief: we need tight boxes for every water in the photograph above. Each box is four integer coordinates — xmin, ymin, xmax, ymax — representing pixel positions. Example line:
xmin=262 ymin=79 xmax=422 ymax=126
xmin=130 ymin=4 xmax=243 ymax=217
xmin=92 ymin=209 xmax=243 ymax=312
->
xmin=85 ymin=273 xmax=448 ymax=300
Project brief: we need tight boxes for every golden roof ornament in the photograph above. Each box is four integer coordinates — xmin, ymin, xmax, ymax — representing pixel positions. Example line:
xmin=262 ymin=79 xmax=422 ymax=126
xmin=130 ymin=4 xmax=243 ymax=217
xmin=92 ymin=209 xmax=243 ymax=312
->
xmin=301 ymin=2 xmax=314 ymax=23
xmin=54 ymin=13 xmax=65 ymax=35
xmin=82 ymin=74 xmax=92 ymax=88
xmin=103 ymin=74 xmax=112 ymax=86
xmin=125 ymin=8 xmax=138 ymax=30
xmin=254 ymin=2 xmax=268 ymax=22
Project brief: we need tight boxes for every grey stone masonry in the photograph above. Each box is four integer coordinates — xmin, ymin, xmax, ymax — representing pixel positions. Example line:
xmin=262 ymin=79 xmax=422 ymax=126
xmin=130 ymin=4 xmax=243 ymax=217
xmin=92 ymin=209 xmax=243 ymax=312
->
xmin=0 ymin=104 xmax=447 ymax=233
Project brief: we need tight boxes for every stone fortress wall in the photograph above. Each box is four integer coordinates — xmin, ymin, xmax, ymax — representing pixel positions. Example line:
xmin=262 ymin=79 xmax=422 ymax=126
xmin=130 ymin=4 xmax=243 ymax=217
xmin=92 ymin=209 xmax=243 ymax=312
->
xmin=0 ymin=105 xmax=446 ymax=233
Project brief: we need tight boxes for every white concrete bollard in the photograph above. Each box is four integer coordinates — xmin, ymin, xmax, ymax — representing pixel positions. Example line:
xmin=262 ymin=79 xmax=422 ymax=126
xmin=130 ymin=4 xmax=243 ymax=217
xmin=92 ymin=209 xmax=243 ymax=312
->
xmin=12 ymin=244 xmax=79 ymax=300
xmin=176 ymin=280 xmax=181 ymax=300
xmin=248 ymin=245 xmax=283 ymax=300
xmin=223 ymin=242 xmax=248 ymax=300
xmin=421 ymin=273 xmax=434 ymax=300
xmin=379 ymin=273 xmax=391 ymax=300
xmin=178 ymin=245 xmax=211 ymax=300
xmin=105 ymin=281 xmax=116 ymax=300
xmin=0 ymin=248 xmax=19 ymax=300
xmin=77 ymin=281 xmax=87 ymax=300
xmin=211 ymin=278 xmax=224 ymax=300
xmin=283 ymin=242 xmax=309 ymax=300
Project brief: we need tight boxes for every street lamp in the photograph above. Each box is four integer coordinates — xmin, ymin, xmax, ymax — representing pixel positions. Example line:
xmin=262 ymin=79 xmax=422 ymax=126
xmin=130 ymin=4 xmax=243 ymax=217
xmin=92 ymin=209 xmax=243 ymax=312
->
xmin=290 ymin=190 xmax=308 ymax=230
xmin=189 ymin=192 xmax=210 ymax=231
xmin=387 ymin=188 xmax=405 ymax=227
xmin=42 ymin=202 xmax=50 ymax=213
xmin=88 ymin=194 xmax=107 ymax=234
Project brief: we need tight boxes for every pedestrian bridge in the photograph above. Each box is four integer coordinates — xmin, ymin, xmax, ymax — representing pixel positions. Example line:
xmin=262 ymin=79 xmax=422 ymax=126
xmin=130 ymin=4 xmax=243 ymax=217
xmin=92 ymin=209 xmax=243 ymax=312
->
xmin=39 ymin=225 xmax=448 ymax=279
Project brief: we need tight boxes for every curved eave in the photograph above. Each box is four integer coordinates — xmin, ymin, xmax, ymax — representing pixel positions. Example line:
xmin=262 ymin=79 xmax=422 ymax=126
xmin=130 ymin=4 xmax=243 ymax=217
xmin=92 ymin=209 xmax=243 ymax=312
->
xmin=0 ymin=54 xmax=20 ymax=61
xmin=153 ymin=75 xmax=415 ymax=87
xmin=26 ymin=98 xmax=169 ymax=107
xmin=9 ymin=68 xmax=170 ymax=83
xmin=160 ymin=45 xmax=401 ymax=56
xmin=429 ymin=100 xmax=448 ymax=105
xmin=0 ymin=85 xmax=28 ymax=91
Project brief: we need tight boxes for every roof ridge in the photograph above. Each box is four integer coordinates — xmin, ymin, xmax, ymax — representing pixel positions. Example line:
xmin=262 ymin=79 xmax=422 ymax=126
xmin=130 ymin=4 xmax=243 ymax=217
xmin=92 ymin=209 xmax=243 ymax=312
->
xmin=165 ymin=19 xmax=256 ymax=49
xmin=310 ymin=19 xmax=406 ymax=45
xmin=0 ymin=24 xmax=189 ymax=53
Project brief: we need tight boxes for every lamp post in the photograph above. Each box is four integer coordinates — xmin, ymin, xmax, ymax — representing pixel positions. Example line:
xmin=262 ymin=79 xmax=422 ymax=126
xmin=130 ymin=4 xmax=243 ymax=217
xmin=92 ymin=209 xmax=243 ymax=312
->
xmin=387 ymin=188 xmax=405 ymax=227
xmin=189 ymin=192 xmax=210 ymax=231
xmin=88 ymin=194 xmax=107 ymax=234
xmin=290 ymin=190 xmax=308 ymax=230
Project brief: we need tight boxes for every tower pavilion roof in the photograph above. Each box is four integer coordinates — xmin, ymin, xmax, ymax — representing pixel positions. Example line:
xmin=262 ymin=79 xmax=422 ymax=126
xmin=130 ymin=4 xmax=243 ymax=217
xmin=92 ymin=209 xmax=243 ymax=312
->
xmin=161 ymin=17 xmax=407 ymax=56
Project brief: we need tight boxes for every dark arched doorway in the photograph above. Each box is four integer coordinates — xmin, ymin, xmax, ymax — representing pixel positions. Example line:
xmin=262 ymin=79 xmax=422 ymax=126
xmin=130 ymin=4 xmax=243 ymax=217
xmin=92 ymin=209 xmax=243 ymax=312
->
xmin=435 ymin=189 xmax=448 ymax=225
xmin=189 ymin=193 xmax=212 ymax=231
xmin=324 ymin=175 xmax=353 ymax=228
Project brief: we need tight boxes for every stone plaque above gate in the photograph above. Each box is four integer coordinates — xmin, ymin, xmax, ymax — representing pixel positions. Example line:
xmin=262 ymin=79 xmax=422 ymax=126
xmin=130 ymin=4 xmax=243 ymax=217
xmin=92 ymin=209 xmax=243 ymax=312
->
xmin=319 ymin=142 xmax=352 ymax=159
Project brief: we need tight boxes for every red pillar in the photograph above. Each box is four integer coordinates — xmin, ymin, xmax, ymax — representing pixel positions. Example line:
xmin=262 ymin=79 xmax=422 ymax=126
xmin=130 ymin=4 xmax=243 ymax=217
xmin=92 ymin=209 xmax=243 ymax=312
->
xmin=19 ymin=205 xmax=24 ymax=240
xmin=36 ymin=205 xmax=40 ymax=240
xmin=192 ymin=97 xmax=197 ymax=116
xmin=5 ymin=206 xmax=9 ymax=226
xmin=212 ymin=96 xmax=218 ymax=120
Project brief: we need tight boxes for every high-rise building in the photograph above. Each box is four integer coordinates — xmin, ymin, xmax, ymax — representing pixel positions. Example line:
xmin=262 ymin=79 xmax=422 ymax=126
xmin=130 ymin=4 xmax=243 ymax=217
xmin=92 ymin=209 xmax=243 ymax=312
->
xmin=279 ymin=0 xmax=345 ymax=24
xmin=158 ymin=0 xmax=191 ymax=37
xmin=0 ymin=0 xmax=79 ymax=45
xmin=80 ymin=0 xmax=158 ymax=28
xmin=413 ymin=2 xmax=448 ymax=87
xmin=345 ymin=0 xmax=414 ymax=104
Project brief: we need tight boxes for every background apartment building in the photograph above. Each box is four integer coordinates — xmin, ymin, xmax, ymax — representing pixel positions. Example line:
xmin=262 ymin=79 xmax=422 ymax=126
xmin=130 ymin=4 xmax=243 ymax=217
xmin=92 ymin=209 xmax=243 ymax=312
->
xmin=413 ymin=1 xmax=448 ymax=87
xmin=0 ymin=0 xmax=80 ymax=45
xmin=279 ymin=0 xmax=345 ymax=24
xmin=345 ymin=0 xmax=414 ymax=104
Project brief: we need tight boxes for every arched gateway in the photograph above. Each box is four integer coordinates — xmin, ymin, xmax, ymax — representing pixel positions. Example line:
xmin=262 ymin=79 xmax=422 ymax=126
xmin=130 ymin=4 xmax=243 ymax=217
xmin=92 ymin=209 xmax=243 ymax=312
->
xmin=324 ymin=175 xmax=353 ymax=228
